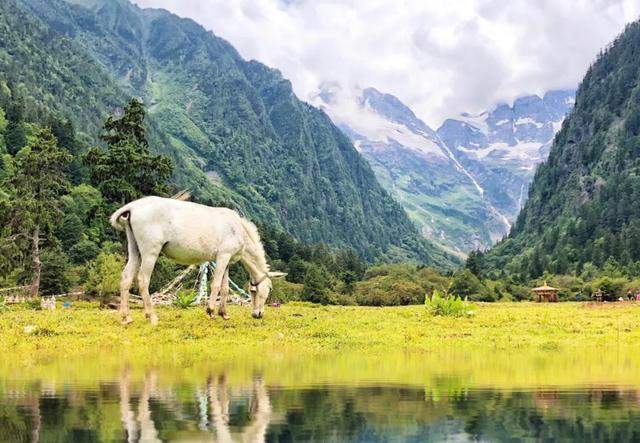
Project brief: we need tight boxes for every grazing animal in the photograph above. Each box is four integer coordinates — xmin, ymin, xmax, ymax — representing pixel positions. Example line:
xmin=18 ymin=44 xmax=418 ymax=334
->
xmin=110 ymin=196 xmax=285 ymax=325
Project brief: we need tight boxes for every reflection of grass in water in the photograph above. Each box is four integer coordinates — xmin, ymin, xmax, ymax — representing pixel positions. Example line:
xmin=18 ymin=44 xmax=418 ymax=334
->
xmin=1 ymin=302 xmax=640 ymax=388
xmin=428 ymin=375 xmax=475 ymax=402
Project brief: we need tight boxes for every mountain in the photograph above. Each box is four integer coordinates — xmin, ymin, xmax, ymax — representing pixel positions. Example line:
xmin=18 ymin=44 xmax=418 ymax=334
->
xmin=483 ymin=21 xmax=640 ymax=279
xmin=313 ymin=83 xmax=574 ymax=255
xmin=0 ymin=0 xmax=455 ymax=266
xmin=437 ymin=90 xmax=575 ymax=224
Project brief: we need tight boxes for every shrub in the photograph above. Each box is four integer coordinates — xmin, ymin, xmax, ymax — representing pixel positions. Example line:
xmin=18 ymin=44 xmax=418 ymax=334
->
xmin=355 ymin=277 xmax=424 ymax=306
xmin=69 ymin=239 xmax=100 ymax=264
xmin=85 ymin=252 xmax=125 ymax=305
xmin=173 ymin=289 xmax=196 ymax=308
xmin=302 ymin=264 xmax=333 ymax=304
xmin=592 ymin=276 xmax=626 ymax=301
xmin=40 ymin=249 xmax=73 ymax=295
xmin=354 ymin=263 xmax=450 ymax=306
xmin=425 ymin=290 xmax=475 ymax=317
xmin=449 ymin=269 xmax=494 ymax=301
xmin=506 ymin=283 xmax=532 ymax=301
xmin=23 ymin=298 xmax=42 ymax=311
xmin=271 ymin=278 xmax=304 ymax=303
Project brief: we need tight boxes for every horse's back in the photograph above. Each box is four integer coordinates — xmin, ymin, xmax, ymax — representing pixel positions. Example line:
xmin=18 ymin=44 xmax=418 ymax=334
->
xmin=125 ymin=197 xmax=245 ymax=263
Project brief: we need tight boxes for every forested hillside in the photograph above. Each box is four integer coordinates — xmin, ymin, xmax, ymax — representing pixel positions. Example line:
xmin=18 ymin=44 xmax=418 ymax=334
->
xmin=482 ymin=20 xmax=640 ymax=280
xmin=0 ymin=0 xmax=453 ymax=265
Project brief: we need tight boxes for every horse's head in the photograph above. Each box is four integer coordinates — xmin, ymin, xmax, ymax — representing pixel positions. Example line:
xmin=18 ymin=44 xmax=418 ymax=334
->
xmin=251 ymin=271 xmax=287 ymax=318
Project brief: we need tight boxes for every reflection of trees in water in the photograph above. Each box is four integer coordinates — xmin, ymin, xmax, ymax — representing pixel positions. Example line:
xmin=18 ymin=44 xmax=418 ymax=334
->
xmin=451 ymin=389 xmax=640 ymax=441
xmin=2 ymin=377 xmax=640 ymax=441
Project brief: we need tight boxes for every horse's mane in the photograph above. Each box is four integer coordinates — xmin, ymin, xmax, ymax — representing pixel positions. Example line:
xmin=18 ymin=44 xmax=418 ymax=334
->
xmin=239 ymin=217 xmax=270 ymax=272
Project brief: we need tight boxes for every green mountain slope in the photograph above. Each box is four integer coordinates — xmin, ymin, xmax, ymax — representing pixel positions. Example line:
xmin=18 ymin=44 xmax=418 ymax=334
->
xmin=483 ymin=21 xmax=640 ymax=279
xmin=1 ymin=0 xmax=454 ymax=266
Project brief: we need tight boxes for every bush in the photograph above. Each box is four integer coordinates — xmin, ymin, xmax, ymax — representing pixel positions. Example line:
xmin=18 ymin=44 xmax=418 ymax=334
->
xmin=302 ymin=264 xmax=333 ymax=304
xmin=592 ymin=276 xmax=626 ymax=301
xmin=355 ymin=277 xmax=424 ymax=306
xmin=40 ymin=249 xmax=73 ymax=296
xmin=173 ymin=289 xmax=196 ymax=308
xmin=69 ymin=239 xmax=100 ymax=264
xmin=85 ymin=252 xmax=125 ymax=305
xmin=426 ymin=290 xmax=475 ymax=317
xmin=449 ymin=269 xmax=494 ymax=301
xmin=353 ymin=263 xmax=451 ymax=306
xmin=506 ymin=283 xmax=532 ymax=301
xmin=271 ymin=278 xmax=304 ymax=303
xmin=23 ymin=298 xmax=42 ymax=311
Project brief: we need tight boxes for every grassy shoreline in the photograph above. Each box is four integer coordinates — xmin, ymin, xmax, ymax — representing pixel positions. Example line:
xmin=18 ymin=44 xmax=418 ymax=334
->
xmin=2 ymin=301 xmax=640 ymax=361
xmin=2 ymin=301 xmax=640 ymax=390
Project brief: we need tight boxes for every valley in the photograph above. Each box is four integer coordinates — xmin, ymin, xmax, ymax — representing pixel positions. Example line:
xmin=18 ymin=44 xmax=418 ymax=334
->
xmin=314 ymin=83 xmax=575 ymax=255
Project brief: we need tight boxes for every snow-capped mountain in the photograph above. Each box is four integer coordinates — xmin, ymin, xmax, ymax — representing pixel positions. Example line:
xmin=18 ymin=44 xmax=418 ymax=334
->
xmin=312 ymin=83 xmax=575 ymax=255
xmin=312 ymin=83 xmax=510 ymax=255
xmin=437 ymin=90 xmax=575 ymax=222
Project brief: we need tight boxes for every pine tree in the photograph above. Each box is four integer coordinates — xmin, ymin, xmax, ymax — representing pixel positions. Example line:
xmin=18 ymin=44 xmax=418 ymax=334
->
xmin=465 ymin=250 xmax=484 ymax=277
xmin=85 ymin=98 xmax=172 ymax=203
xmin=5 ymin=128 xmax=72 ymax=297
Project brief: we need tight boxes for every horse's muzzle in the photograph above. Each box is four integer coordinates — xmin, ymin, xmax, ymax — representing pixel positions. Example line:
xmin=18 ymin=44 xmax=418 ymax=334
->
xmin=252 ymin=311 xmax=263 ymax=319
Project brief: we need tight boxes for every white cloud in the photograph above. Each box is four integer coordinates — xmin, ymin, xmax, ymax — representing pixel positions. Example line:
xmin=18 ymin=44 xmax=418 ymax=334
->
xmin=132 ymin=0 xmax=640 ymax=126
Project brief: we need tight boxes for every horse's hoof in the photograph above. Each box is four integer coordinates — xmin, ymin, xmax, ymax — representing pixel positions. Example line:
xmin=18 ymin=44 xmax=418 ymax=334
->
xmin=219 ymin=312 xmax=230 ymax=320
xmin=147 ymin=314 xmax=159 ymax=326
xmin=206 ymin=307 xmax=216 ymax=319
xmin=121 ymin=316 xmax=133 ymax=325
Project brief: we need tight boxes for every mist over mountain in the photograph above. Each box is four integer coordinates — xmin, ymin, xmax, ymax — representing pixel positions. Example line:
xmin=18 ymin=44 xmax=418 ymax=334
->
xmin=313 ymin=83 xmax=574 ymax=255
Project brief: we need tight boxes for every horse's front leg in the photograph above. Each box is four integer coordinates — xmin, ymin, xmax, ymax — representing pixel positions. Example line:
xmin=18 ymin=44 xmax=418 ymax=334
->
xmin=219 ymin=268 xmax=230 ymax=320
xmin=207 ymin=254 xmax=231 ymax=319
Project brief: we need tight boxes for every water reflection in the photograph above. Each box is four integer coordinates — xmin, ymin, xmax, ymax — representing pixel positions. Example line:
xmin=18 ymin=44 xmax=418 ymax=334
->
xmin=2 ymin=354 xmax=640 ymax=441
xmin=115 ymin=369 xmax=272 ymax=442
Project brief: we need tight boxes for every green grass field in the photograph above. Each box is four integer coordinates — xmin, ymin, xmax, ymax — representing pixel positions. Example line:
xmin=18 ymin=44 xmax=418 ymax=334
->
xmin=2 ymin=301 xmax=640 ymax=359
xmin=2 ymin=301 xmax=640 ymax=389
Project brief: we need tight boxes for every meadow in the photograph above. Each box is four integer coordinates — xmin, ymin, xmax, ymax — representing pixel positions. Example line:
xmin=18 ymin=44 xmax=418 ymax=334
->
xmin=3 ymin=301 xmax=640 ymax=366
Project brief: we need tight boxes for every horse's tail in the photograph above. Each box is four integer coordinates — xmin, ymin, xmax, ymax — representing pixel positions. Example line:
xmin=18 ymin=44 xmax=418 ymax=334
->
xmin=110 ymin=202 xmax=141 ymax=262
xmin=109 ymin=203 xmax=135 ymax=231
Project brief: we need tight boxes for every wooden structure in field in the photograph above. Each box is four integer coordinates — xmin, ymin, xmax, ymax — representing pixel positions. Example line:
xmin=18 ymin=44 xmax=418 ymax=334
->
xmin=532 ymin=282 xmax=559 ymax=302
xmin=0 ymin=286 xmax=31 ymax=303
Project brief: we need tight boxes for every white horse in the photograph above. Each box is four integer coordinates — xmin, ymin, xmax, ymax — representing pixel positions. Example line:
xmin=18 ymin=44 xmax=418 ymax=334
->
xmin=110 ymin=196 xmax=285 ymax=325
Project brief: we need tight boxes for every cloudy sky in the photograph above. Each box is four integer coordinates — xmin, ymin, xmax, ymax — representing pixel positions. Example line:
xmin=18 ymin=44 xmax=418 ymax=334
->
xmin=133 ymin=0 xmax=640 ymax=127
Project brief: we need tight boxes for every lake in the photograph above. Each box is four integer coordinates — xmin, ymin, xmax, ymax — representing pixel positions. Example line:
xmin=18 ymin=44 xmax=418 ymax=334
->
xmin=2 ymin=349 xmax=640 ymax=442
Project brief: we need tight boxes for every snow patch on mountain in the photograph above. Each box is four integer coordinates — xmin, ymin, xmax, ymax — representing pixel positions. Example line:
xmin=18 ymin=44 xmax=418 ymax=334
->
xmin=312 ymin=82 xmax=522 ymax=254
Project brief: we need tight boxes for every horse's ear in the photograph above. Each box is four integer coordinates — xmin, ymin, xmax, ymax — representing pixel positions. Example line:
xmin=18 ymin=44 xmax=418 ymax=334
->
xmin=268 ymin=271 xmax=287 ymax=278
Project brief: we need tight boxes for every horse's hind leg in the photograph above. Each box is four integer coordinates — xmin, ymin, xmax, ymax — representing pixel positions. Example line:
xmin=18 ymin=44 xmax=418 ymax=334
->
xmin=207 ymin=254 xmax=231 ymax=319
xmin=119 ymin=227 xmax=140 ymax=325
xmin=219 ymin=268 xmax=230 ymax=320
xmin=137 ymin=245 xmax=162 ymax=326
